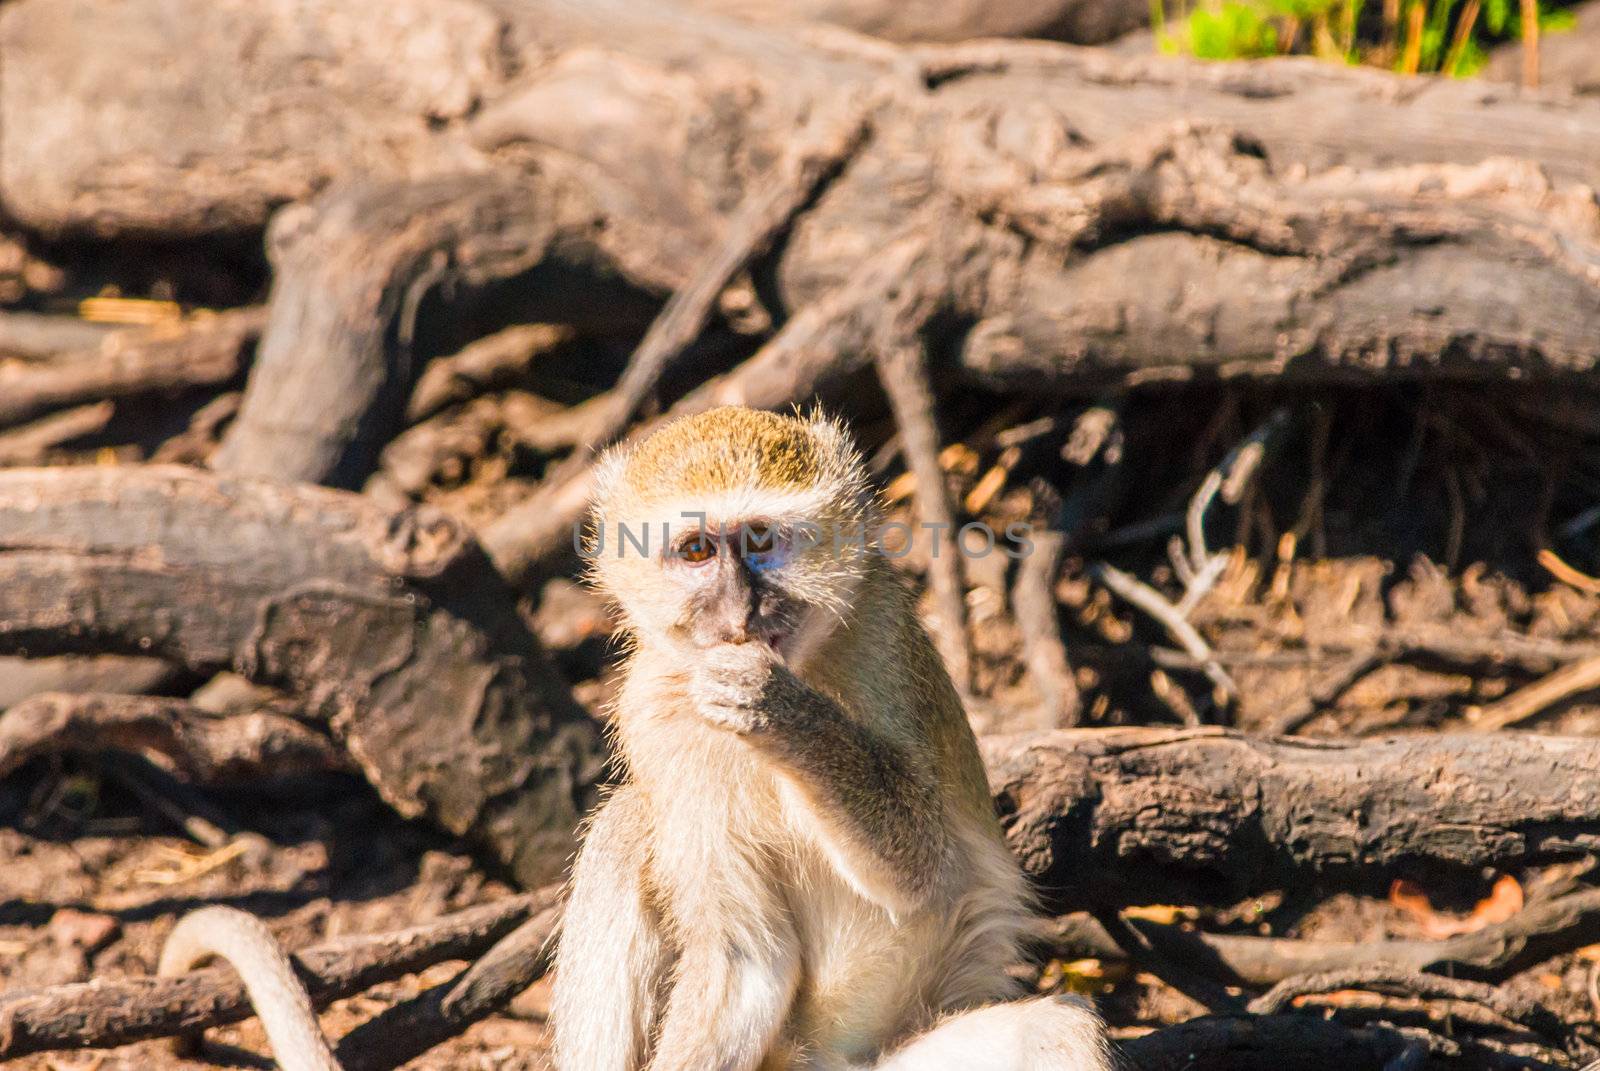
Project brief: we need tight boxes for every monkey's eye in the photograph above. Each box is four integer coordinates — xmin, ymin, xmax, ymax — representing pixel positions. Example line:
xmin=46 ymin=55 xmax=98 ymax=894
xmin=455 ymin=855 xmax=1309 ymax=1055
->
xmin=675 ymin=533 xmax=717 ymax=564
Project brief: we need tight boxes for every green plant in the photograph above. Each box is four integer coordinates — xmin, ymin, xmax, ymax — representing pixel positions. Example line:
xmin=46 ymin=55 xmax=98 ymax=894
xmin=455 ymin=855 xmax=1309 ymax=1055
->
xmin=1185 ymin=1 xmax=1282 ymax=57
xmin=1153 ymin=0 xmax=1571 ymax=77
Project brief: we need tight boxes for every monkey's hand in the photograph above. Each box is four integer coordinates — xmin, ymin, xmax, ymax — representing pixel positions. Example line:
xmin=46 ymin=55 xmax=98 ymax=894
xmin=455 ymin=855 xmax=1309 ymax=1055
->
xmin=694 ymin=642 xmax=784 ymax=735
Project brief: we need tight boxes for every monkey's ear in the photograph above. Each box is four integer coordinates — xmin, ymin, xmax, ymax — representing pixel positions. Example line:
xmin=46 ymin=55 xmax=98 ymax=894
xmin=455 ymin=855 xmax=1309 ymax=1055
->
xmin=590 ymin=443 xmax=634 ymax=516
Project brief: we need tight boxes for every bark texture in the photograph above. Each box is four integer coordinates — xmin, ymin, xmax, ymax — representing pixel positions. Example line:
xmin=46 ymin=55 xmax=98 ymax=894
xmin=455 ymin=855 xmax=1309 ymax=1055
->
xmin=0 ymin=466 xmax=596 ymax=885
xmin=985 ymin=726 xmax=1600 ymax=909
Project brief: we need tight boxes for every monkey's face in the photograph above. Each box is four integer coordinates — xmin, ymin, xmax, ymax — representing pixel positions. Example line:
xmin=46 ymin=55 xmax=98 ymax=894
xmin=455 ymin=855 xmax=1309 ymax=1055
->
xmin=587 ymin=407 xmax=876 ymax=666
xmin=599 ymin=502 xmax=871 ymax=667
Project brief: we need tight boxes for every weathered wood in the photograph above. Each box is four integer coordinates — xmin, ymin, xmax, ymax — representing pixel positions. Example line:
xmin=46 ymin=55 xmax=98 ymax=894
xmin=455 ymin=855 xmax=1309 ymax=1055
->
xmin=0 ymin=466 xmax=596 ymax=885
xmin=683 ymin=0 xmax=1152 ymax=46
xmin=0 ymin=311 xmax=116 ymax=359
xmin=9 ymin=0 xmax=1598 ymax=502
xmin=986 ymin=727 xmax=1600 ymax=909
xmin=0 ymin=0 xmax=509 ymax=236
xmin=480 ymin=231 xmax=941 ymax=582
xmin=405 ymin=324 xmax=572 ymax=424
xmin=0 ymin=402 xmax=115 ymax=464
xmin=210 ymin=174 xmax=585 ymax=487
xmin=0 ymin=692 xmax=346 ymax=782
xmin=0 ymin=655 xmax=180 ymax=709
xmin=0 ymin=308 xmax=263 ymax=429
xmin=335 ymin=901 xmax=562 ymax=1071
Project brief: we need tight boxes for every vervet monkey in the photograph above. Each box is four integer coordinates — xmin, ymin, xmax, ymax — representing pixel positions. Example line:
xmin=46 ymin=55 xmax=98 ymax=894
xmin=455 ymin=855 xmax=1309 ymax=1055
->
xmin=554 ymin=406 xmax=1110 ymax=1070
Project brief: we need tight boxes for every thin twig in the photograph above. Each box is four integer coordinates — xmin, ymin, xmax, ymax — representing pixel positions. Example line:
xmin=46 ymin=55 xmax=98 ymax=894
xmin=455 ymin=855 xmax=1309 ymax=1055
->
xmin=1012 ymin=530 xmax=1081 ymax=726
xmin=1471 ymin=653 xmax=1600 ymax=731
xmin=1538 ymin=547 xmax=1600 ymax=595
xmin=1521 ymin=0 xmax=1540 ymax=89
xmin=1264 ymin=648 xmax=1386 ymax=736
xmin=876 ymin=338 xmax=970 ymax=692
xmin=1092 ymin=562 xmax=1237 ymax=700
xmin=1179 ymin=409 xmax=1288 ymax=614
xmin=1048 ymin=885 xmax=1600 ymax=986
xmin=1248 ymin=964 xmax=1569 ymax=1043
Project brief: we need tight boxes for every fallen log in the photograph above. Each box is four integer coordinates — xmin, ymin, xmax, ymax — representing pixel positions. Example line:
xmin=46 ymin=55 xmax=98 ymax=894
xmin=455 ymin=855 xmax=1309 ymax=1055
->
xmin=7 ymin=0 xmax=1600 ymax=509
xmin=0 ymin=466 xmax=597 ymax=886
xmin=986 ymin=727 xmax=1600 ymax=909
xmin=681 ymin=0 xmax=1152 ymax=46
xmin=0 ymin=692 xmax=347 ymax=783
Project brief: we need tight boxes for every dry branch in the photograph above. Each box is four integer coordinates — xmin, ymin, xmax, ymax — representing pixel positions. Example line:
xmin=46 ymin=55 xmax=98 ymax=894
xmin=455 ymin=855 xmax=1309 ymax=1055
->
xmin=1471 ymin=653 xmax=1600 ymax=731
xmin=0 ymin=311 xmax=116 ymax=359
xmin=0 ymin=308 xmax=263 ymax=429
xmin=1045 ymin=886 xmax=1600 ymax=986
xmin=1247 ymin=964 xmax=1566 ymax=1039
xmin=0 ymin=889 xmax=559 ymax=1059
xmin=1012 ymin=530 xmax=1082 ymax=727
xmin=557 ymin=103 xmax=872 ymax=465
xmin=335 ymin=901 xmax=562 ymax=1071
xmin=0 ymin=466 xmax=596 ymax=886
xmin=405 ymin=324 xmax=572 ymax=424
xmin=985 ymin=727 xmax=1600 ymax=909
xmin=875 ymin=337 xmax=971 ymax=691
xmin=0 ymin=401 xmax=114 ymax=464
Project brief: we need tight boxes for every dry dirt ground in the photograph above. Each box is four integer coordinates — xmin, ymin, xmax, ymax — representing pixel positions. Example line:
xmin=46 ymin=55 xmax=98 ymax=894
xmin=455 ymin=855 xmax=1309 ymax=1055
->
xmin=0 ymin=771 xmax=555 ymax=1070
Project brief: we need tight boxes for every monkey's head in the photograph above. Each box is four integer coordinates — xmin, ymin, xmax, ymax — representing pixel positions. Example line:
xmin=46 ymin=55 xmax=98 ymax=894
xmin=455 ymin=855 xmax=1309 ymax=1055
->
xmin=589 ymin=406 xmax=876 ymax=660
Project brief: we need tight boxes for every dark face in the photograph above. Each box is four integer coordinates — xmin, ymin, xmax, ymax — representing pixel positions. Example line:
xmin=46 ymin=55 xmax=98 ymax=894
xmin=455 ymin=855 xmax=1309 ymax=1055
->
xmin=669 ymin=521 xmax=803 ymax=649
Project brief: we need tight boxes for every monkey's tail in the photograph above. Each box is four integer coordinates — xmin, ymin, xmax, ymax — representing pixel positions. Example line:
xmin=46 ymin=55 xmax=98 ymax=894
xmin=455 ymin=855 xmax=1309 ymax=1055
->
xmin=159 ymin=905 xmax=343 ymax=1071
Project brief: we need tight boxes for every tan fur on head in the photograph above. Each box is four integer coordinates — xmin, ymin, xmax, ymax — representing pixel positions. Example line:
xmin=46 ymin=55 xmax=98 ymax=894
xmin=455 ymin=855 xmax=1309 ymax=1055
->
xmin=615 ymin=407 xmax=824 ymax=498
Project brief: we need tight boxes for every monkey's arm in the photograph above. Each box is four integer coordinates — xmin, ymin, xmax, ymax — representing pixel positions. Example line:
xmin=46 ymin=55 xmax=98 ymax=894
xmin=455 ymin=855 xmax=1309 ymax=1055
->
xmin=551 ymin=788 xmax=668 ymax=1071
xmin=698 ymin=645 xmax=946 ymax=917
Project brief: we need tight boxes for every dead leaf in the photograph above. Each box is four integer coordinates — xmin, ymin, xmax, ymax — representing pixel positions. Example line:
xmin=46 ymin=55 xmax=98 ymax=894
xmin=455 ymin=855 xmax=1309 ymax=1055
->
xmin=1388 ymin=874 xmax=1523 ymax=939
